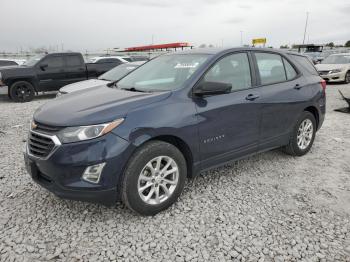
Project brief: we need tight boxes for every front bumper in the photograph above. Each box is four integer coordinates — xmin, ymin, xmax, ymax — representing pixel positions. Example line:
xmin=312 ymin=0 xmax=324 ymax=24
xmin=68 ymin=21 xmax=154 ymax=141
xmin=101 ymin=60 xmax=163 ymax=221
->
xmin=24 ymin=132 xmax=133 ymax=206
xmin=319 ymin=71 xmax=347 ymax=82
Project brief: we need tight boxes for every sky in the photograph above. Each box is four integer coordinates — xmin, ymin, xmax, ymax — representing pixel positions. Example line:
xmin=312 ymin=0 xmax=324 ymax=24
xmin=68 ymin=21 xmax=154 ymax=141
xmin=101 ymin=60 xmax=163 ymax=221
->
xmin=1 ymin=0 xmax=349 ymax=52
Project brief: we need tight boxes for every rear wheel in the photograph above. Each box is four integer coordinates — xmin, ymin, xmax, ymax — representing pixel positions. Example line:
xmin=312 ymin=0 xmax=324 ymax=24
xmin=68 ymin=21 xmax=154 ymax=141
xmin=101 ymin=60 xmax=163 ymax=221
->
xmin=283 ymin=111 xmax=316 ymax=156
xmin=121 ymin=141 xmax=187 ymax=216
xmin=9 ymin=81 xmax=35 ymax=102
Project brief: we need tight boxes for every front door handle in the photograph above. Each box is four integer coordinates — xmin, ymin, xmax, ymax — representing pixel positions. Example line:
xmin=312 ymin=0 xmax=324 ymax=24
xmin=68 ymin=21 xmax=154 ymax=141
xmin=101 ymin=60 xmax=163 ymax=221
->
xmin=246 ymin=94 xmax=260 ymax=101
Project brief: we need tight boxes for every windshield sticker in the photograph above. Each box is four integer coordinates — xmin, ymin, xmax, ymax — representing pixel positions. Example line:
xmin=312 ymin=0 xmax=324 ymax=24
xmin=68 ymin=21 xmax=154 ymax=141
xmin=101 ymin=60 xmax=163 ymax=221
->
xmin=174 ymin=62 xmax=199 ymax=69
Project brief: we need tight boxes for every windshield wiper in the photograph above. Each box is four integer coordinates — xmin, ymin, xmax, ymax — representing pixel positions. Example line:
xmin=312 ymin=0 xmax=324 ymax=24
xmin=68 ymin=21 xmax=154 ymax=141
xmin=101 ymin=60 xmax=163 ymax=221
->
xmin=121 ymin=87 xmax=147 ymax=93
xmin=99 ymin=78 xmax=111 ymax=81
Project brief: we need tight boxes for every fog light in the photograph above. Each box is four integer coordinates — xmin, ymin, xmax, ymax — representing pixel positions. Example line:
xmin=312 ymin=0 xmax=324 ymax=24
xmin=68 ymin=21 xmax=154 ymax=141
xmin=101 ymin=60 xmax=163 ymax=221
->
xmin=82 ymin=163 xmax=106 ymax=184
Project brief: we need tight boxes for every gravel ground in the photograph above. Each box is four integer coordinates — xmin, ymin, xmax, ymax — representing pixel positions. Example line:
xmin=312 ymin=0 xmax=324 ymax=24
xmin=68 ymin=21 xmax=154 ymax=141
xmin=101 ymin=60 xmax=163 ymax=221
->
xmin=0 ymin=84 xmax=349 ymax=262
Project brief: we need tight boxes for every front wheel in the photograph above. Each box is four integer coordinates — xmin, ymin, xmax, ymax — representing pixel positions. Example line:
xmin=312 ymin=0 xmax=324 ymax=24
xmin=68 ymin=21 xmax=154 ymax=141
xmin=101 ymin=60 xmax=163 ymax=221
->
xmin=9 ymin=81 xmax=35 ymax=102
xmin=121 ymin=141 xmax=187 ymax=216
xmin=283 ymin=111 xmax=316 ymax=156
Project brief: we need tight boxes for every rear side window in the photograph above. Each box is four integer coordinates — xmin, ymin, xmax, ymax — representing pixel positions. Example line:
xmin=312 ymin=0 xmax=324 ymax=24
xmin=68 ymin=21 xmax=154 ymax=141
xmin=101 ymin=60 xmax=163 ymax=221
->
xmin=66 ymin=56 xmax=82 ymax=67
xmin=290 ymin=54 xmax=318 ymax=76
xmin=204 ymin=52 xmax=252 ymax=91
xmin=283 ymin=58 xmax=297 ymax=80
xmin=255 ymin=53 xmax=286 ymax=85
xmin=43 ymin=56 xmax=64 ymax=68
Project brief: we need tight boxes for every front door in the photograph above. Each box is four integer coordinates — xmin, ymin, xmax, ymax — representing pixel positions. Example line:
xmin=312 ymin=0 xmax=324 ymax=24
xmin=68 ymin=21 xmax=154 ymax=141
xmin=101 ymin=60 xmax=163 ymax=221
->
xmin=36 ymin=55 xmax=66 ymax=91
xmin=194 ymin=52 xmax=261 ymax=170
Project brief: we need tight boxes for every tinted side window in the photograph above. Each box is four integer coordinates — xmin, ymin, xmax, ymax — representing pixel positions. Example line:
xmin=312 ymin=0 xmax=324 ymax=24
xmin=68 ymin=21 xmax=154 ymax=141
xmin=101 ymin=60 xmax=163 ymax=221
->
xmin=255 ymin=53 xmax=286 ymax=85
xmin=43 ymin=56 xmax=64 ymax=68
xmin=283 ymin=58 xmax=297 ymax=80
xmin=66 ymin=56 xmax=82 ymax=67
xmin=290 ymin=54 xmax=318 ymax=76
xmin=204 ymin=53 xmax=252 ymax=91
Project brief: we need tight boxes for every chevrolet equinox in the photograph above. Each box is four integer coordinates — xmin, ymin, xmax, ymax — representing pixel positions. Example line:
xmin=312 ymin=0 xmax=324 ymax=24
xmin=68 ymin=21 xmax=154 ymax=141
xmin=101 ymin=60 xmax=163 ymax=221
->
xmin=24 ymin=48 xmax=326 ymax=216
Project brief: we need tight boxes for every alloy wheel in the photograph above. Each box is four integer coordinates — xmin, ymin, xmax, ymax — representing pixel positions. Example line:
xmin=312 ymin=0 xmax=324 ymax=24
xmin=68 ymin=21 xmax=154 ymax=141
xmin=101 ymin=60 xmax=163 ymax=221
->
xmin=297 ymin=119 xmax=314 ymax=150
xmin=137 ymin=156 xmax=179 ymax=205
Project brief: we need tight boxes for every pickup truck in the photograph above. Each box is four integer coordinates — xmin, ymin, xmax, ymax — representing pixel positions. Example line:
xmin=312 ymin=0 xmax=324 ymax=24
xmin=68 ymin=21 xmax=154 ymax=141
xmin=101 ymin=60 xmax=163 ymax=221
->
xmin=0 ymin=52 xmax=124 ymax=102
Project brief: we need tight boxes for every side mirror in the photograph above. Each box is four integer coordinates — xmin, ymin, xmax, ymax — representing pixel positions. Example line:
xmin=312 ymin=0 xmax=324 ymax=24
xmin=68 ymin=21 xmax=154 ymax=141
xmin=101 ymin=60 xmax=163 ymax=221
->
xmin=193 ymin=81 xmax=232 ymax=96
xmin=40 ymin=64 xmax=48 ymax=70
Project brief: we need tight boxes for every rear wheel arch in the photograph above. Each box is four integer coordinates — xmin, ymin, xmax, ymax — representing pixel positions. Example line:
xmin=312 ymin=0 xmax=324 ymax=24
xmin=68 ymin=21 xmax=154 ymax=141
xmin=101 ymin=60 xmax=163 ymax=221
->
xmin=304 ymin=106 xmax=319 ymax=129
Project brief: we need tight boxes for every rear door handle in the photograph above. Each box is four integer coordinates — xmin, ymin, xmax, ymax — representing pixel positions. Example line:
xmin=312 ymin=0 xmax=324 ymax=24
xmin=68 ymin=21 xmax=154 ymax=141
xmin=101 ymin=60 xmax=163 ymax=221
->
xmin=246 ymin=94 xmax=260 ymax=101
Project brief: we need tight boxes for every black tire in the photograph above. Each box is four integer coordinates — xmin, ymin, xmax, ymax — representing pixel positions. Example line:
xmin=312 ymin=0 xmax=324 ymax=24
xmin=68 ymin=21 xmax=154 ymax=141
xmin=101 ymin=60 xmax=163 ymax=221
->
xmin=345 ymin=71 xmax=350 ymax=84
xmin=7 ymin=87 xmax=12 ymax=100
xmin=9 ymin=81 xmax=35 ymax=102
xmin=121 ymin=141 xmax=187 ymax=216
xmin=283 ymin=111 xmax=316 ymax=156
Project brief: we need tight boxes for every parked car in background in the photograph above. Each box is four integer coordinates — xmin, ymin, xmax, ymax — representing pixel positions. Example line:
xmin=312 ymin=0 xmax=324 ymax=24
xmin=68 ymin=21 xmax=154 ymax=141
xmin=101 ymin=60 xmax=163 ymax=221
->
xmin=0 ymin=52 xmax=123 ymax=102
xmin=0 ymin=59 xmax=20 ymax=67
xmin=88 ymin=56 xmax=132 ymax=63
xmin=57 ymin=61 xmax=145 ymax=96
xmin=304 ymin=52 xmax=324 ymax=64
xmin=315 ymin=53 xmax=350 ymax=83
xmin=24 ymin=48 xmax=326 ymax=215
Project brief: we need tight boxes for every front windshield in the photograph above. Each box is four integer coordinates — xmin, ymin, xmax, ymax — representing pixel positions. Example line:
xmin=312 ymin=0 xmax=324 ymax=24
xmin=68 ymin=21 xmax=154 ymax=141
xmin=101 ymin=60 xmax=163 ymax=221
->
xmin=117 ymin=54 xmax=211 ymax=91
xmin=98 ymin=64 xmax=138 ymax=81
xmin=322 ymin=55 xmax=350 ymax=64
xmin=24 ymin=54 xmax=45 ymax=66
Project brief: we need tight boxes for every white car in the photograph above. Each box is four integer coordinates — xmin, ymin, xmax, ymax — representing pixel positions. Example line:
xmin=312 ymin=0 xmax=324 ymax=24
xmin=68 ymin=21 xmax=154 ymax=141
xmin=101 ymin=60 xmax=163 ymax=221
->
xmin=88 ymin=56 xmax=132 ymax=64
xmin=0 ymin=59 xmax=26 ymax=67
xmin=315 ymin=53 xmax=350 ymax=83
xmin=56 ymin=61 xmax=145 ymax=96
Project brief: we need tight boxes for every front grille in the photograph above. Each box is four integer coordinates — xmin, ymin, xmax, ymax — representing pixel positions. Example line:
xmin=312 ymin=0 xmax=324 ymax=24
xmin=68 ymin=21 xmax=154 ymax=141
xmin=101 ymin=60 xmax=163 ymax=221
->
xmin=28 ymin=132 xmax=55 ymax=158
xmin=34 ymin=122 xmax=63 ymax=134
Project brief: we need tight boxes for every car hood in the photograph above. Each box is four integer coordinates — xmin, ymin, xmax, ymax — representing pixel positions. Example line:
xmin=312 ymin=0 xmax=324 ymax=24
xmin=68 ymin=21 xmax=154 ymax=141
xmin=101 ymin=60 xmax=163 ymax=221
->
xmin=315 ymin=64 xmax=348 ymax=71
xmin=0 ymin=65 xmax=34 ymax=78
xmin=34 ymin=86 xmax=171 ymax=127
xmin=60 ymin=79 xmax=109 ymax=94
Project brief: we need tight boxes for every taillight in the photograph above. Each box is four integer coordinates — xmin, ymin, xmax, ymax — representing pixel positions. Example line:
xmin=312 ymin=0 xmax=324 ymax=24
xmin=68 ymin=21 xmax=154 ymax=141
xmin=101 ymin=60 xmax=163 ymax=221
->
xmin=320 ymin=79 xmax=326 ymax=92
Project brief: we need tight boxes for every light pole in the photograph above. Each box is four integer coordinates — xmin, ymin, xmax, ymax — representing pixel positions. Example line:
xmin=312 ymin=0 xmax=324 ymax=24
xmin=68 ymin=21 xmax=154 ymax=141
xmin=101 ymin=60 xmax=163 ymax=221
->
xmin=302 ymin=12 xmax=309 ymax=45
xmin=240 ymin=31 xmax=243 ymax=46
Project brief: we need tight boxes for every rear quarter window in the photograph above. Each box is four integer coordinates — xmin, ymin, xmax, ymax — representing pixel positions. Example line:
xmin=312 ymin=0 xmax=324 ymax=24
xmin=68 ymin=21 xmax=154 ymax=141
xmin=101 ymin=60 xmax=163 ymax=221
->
xmin=289 ymin=54 xmax=319 ymax=76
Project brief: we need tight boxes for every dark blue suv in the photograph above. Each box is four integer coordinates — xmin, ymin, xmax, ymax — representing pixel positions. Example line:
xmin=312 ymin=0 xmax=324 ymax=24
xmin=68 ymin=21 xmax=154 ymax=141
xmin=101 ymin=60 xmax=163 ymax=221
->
xmin=24 ymin=48 xmax=326 ymax=215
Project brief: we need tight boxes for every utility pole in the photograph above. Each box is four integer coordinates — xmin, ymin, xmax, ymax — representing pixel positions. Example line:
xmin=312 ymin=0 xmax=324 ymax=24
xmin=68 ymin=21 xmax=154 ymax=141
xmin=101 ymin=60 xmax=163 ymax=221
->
xmin=302 ymin=12 xmax=309 ymax=45
xmin=240 ymin=31 xmax=243 ymax=46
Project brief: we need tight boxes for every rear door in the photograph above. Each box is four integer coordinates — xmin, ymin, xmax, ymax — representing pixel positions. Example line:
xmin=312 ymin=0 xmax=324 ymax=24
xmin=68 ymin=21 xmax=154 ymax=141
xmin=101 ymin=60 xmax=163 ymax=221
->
xmin=195 ymin=52 xmax=261 ymax=169
xmin=64 ymin=54 xmax=86 ymax=85
xmin=252 ymin=51 xmax=311 ymax=150
xmin=36 ymin=55 xmax=65 ymax=91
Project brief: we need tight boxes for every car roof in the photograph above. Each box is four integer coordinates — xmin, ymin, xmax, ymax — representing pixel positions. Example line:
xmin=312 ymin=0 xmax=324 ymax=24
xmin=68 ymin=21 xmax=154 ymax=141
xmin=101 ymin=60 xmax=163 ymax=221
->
xmin=164 ymin=47 xmax=305 ymax=57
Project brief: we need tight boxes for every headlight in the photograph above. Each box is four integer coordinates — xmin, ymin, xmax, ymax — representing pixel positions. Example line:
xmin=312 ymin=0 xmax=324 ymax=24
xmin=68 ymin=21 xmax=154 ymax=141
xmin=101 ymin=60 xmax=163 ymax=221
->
xmin=329 ymin=68 xmax=343 ymax=74
xmin=57 ymin=118 xmax=124 ymax=143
